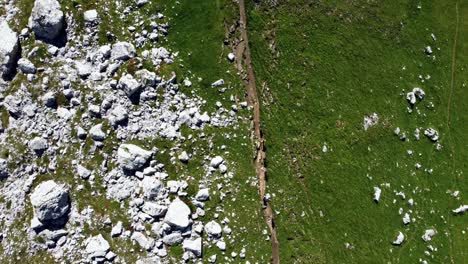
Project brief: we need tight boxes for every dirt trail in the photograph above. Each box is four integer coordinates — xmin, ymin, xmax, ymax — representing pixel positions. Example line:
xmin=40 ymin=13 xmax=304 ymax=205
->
xmin=237 ymin=0 xmax=280 ymax=263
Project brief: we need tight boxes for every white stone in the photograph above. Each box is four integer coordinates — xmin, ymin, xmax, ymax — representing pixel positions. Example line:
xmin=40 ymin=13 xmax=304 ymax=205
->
xmin=195 ymin=188 xmax=210 ymax=202
xmin=117 ymin=144 xmax=152 ymax=172
xmin=30 ymin=180 xmax=69 ymax=222
xmin=119 ymin=74 xmax=142 ymax=97
xmin=182 ymin=238 xmax=202 ymax=257
xmin=0 ymin=21 xmax=20 ymax=79
xmin=164 ymin=198 xmax=191 ymax=230
xmin=178 ymin=151 xmax=189 ymax=163
xmin=211 ymin=79 xmax=224 ymax=87
xmin=109 ymin=105 xmax=128 ymax=126
xmin=85 ymin=234 xmax=110 ymax=258
xmin=29 ymin=0 xmax=64 ymax=40
xmin=422 ymin=229 xmax=436 ymax=242
xmin=210 ymin=156 xmax=224 ymax=168
xmin=84 ymin=10 xmax=98 ymax=23
xmin=111 ymin=221 xmax=123 ymax=237
xmin=18 ymin=58 xmax=36 ymax=74
xmin=227 ymin=53 xmax=235 ymax=62
xmin=142 ymin=177 xmax=164 ymax=199
xmin=90 ymin=124 xmax=106 ymax=141
xmin=111 ymin=42 xmax=136 ymax=61
xmin=205 ymin=221 xmax=222 ymax=238
xmin=392 ymin=232 xmax=404 ymax=245
xmin=452 ymin=205 xmax=468 ymax=214
xmin=0 ymin=158 xmax=8 ymax=178
xmin=373 ymin=187 xmax=381 ymax=203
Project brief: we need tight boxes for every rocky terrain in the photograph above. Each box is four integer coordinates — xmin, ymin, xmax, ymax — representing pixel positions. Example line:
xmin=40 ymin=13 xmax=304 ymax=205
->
xmin=0 ymin=0 xmax=270 ymax=263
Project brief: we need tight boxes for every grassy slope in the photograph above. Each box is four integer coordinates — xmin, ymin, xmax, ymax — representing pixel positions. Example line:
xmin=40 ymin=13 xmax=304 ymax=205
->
xmin=248 ymin=0 xmax=467 ymax=263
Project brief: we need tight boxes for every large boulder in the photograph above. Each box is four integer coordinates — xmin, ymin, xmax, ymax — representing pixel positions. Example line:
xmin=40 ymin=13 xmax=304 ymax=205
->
xmin=28 ymin=0 xmax=65 ymax=41
xmin=0 ymin=21 xmax=20 ymax=80
xmin=118 ymin=74 xmax=142 ymax=97
xmin=164 ymin=198 xmax=191 ymax=230
xmin=117 ymin=144 xmax=152 ymax=172
xmin=183 ymin=237 xmax=202 ymax=257
xmin=85 ymin=234 xmax=110 ymax=258
xmin=142 ymin=177 xmax=164 ymax=199
xmin=111 ymin=42 xmax=136 ymax=61
xmin=29 ymin=137 xmax=48 ymax=155
xmin=108 ymin=105 xmax=128 ymax=127
xmin=30 ymin=180 xmax=70 ymax=223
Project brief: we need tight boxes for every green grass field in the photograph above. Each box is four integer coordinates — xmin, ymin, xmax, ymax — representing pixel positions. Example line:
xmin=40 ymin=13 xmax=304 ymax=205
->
xmin=247 ymin=0 xmax=468 ymax=263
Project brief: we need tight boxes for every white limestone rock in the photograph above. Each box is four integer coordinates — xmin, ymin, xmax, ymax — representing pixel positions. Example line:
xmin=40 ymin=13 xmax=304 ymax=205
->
xmin=164 ymin=198 xmax=191 ymax=230
xmin=210 ymin=156 xmax=224 ymax=168
xmin=0 ymin=21 xmax=20 ymax=79
xmin=178 ymin=151 xmax=189 ymax=163
xmin=117 ymin=144 xmax=152 ymax=172
xmin=77 ymin=165 xmax=91 ymax=179
xmin=85 ymin=234 xmax=110 ymax=258
xmin=195 ymin=188 xmax=210 ymax=202
xmin=28 ymin=0 xmax=64 ymax=40
xmin=119 ymin=74 xmax=142 ymax=97
xmin=211 ymin=79 xmax=224 ymax=87
xmin=111 ymin=42 xmax=136 ymax=61
xmin=90 ymin=124 xmax=106 ymax=141
xmin=142 ymin=177 xmax=164 ymax=199
xmin=422 ymin=229 xmax=436 ymax=242
xmin=183 ymin=238 xmax=202 ymax=257
xmin=204 ymin=221 xmax=222 ymax=238
xmin=131 ymin=231 xmax=154 ymax=250
xmin=108 ymin=105 xmax=128 ymax=126
xmin=392 ymin=232 xmax=405 ymax=245
xmin=30 ymin=180 xmax=70 ymax=222
xmin=29 ymin=137 xmax=48 ymax=154
xmin=111 ymin=221 xmax=123 ymax=237
xmin=373 ymin=187 xmax=381 ymax=203
xmin=17 ymin=58 xmax=36 ymax=74
xmin=162 ymin=232 xmax=183 ymax=245
xmin=142 ymin=202 xmax=167 ymax=218
xmin=84 ymin=10 xmax=98 ymax=24
xmin=452 ymin=205 xmax=468 ymax=215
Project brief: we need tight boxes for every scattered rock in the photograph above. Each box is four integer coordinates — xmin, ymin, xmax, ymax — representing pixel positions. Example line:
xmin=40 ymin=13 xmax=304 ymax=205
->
xmin=111 ymin=42 xmax=136 ymax=61
xmin=84 ymin=10 xmax=98 ymax=24
xmin=373 ymin=187 xmax=381 ymax=203
xmin=0 ymin=159 xmax=8 ymax=179
xmin=164 ymin=198 xmax=191 ymax=230
xmin=17 ymin=58 xmax=36 ymax=74
xmin=85 ymin=234 xmax=110 ymax=259
xmin=29 ymin=0 xmax=65 ymax=41
xmin=452 ymin=205 xmax=468 ymax=215
xmin=183 ymin=238 xmax=202 ymax=257
xmin=30 ymin=180 xmax=70 ymax=223
xmin=0 ymin=21 xmax=20 ymax=80
xmin=117 ymin=144 xmax=152 ymax=172
xmin=90 ymin=124 xmax=106 ymax=141
xmin=422 ymin=229 xmax=436 ymax=242
xmin=392 ymin=232 xmax=404 ymax=245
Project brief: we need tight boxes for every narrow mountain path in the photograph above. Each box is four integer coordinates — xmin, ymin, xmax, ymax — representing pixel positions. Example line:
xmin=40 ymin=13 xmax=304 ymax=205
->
xmin=237 ymin=1 xmax=280 ymax=263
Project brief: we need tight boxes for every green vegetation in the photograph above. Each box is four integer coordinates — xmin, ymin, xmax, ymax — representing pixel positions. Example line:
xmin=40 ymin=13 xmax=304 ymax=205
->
xmin=248 ymin=0 xmax=468 ymax=263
